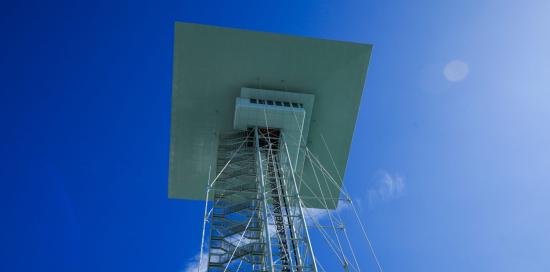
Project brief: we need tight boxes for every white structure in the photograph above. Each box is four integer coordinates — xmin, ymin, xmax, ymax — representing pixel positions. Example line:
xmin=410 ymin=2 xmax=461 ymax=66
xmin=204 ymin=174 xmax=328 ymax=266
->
xmin=168 ymin=23 xmax=373 ymax=272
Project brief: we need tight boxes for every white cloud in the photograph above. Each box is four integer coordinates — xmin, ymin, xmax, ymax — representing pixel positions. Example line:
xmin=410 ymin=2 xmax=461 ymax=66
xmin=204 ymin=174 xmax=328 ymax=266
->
xmin=443 ymin=60 xmax=469 ymax=82
xmin=304 ymin=208 xmax=327 ymax=222
xmin=367 ymin=171 xmax=405 ymax=209
xmin=225 ymin=232 xmax=255 ymax=245
xmin=182 ymin=252 xmax=208 ymax=272
xmin=303 ymin=200 xmax=350 ymax=224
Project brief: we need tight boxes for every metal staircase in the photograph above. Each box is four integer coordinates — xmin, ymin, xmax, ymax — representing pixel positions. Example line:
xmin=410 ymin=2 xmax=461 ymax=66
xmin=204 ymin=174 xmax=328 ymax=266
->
xmin=205 ymin=129 xmax=317 ymax=272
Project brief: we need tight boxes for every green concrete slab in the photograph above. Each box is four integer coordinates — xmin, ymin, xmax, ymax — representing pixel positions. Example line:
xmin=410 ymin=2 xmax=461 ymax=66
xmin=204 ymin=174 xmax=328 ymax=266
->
xmin=169 ymin=22 xmax=372 ymax=208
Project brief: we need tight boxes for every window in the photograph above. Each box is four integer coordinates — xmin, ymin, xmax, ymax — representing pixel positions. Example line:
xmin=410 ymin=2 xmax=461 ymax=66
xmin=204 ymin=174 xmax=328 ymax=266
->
xmin=250 ymin=98 xmax=303 ymax=108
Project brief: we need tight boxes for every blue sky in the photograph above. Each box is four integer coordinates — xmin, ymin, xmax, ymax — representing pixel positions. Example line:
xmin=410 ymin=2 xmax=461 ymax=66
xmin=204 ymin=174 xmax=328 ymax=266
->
xmin=2 ymin=0 xmax=550 ymax=271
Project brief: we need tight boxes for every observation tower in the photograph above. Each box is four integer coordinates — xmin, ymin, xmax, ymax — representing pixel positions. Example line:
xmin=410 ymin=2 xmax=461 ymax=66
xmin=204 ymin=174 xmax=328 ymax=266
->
xmin=169 ymin=23 xmax=373 ymax=272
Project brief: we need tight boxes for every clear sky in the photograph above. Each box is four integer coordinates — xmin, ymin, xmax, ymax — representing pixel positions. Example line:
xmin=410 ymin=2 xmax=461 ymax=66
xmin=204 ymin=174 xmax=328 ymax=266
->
xmin=2 ymin=0 xmax=549 ymax=271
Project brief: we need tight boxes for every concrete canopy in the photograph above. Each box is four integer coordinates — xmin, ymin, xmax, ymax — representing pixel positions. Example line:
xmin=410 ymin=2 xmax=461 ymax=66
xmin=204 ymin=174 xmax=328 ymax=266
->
xmin=169 ymin=22 xmax=372 ymax=208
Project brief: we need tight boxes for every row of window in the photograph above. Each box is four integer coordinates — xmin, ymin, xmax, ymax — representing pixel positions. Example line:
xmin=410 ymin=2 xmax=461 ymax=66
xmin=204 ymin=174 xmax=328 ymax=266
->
xmin=249 ymin=98 xmax=304 ymax=108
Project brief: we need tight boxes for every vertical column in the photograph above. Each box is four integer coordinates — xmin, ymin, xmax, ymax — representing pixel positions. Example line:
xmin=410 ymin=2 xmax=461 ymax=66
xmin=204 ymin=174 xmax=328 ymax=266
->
xmin=255 ymin=127 xmax=275 ymax=272
xmin=282 ymin=133 xmax=318 ymax=272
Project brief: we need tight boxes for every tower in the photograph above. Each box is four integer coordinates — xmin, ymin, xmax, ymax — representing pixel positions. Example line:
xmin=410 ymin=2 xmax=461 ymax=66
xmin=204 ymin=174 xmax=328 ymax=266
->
xmin=169 ymin=23 xmax=372 ymax=272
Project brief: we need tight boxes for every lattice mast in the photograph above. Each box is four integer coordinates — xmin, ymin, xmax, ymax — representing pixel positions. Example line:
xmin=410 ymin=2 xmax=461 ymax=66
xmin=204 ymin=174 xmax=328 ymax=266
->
xmin=205 ymin=125 xmax=317 ymax=272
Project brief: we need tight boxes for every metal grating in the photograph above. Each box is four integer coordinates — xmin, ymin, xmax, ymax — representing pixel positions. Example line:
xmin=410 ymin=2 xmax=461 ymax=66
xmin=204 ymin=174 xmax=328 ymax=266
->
xmin=206 ymin=128 xmax=317 ymax=272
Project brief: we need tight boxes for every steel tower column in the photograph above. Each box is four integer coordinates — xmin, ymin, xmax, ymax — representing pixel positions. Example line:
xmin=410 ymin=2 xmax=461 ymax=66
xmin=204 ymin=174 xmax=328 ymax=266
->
xmin=205 ymin=128 xmax=318 ymax=272
xmin=255 ymin=127 xmax=276 ymax=272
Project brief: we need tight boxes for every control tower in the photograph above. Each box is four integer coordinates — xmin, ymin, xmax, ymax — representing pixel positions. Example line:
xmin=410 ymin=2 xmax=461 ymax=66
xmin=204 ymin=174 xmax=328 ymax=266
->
xmin=169 ymin=23 xmax=372 ymax=272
